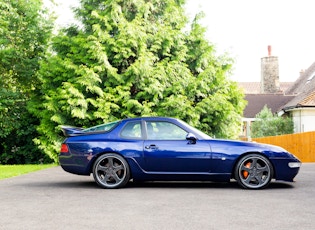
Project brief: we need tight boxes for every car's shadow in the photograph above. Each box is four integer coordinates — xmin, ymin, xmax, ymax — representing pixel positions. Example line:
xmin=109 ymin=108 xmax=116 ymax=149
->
xmin=127 ymin=180 xmax=294 ymax=190
xmin=27 ymin=179 xmax=294 ymax=190
xmin=128 ymin=180 xmax=238 ymax=189
xmin=22 ymin=180 xmax=99 ymax=189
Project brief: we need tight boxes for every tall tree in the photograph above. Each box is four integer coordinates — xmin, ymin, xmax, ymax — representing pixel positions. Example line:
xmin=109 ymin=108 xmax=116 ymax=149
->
xmin=0 ymin=0 xmax=53 ymax=163
xmin=33 ymin=0 xmax=246 ymax=162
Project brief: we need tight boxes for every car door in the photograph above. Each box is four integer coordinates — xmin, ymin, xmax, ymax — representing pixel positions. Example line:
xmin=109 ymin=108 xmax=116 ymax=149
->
xmin=143 ymin=120 xmax=212 ymax=173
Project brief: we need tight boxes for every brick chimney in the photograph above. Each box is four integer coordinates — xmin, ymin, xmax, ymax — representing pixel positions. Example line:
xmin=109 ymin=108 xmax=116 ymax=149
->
xmin=260 ymin=46 xmax=280 ymax=93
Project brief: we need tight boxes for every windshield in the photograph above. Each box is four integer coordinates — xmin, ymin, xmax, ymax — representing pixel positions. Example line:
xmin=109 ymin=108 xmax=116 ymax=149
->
xmin=83 ymin=121 xmax=120 ymax=133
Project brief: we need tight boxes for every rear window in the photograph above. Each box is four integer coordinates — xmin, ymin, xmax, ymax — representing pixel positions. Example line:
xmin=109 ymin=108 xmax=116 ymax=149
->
xmin=120 ymin=121 xmax=142 ymax=139
xmin=83 ymin=121 xmax=120 ymax=133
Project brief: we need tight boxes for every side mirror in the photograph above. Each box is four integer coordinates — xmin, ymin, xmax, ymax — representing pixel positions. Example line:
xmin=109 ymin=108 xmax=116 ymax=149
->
xmin=186 ymin=133 xmax=197 ymax=144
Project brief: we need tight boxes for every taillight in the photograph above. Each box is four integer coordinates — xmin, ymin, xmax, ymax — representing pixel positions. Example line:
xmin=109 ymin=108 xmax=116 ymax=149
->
xmin=60 ymin=143 xmax=69 ymax=153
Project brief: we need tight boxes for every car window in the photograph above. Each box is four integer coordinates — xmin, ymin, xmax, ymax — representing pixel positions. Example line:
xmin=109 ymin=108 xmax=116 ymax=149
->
xmin=146 ymin=121 xmax=187 ymax=140
xmin=83 ymin=121 xmax=120 ymax=133
xmin=120 ymin=121 xmax=142 ymax=139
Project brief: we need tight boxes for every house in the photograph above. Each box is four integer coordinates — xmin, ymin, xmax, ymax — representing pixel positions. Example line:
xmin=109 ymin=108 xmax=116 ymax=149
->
xmin=238 ymin=46 xmax=315 ymax=138
xmin=280 ymin=62 xmax=315 ymax=133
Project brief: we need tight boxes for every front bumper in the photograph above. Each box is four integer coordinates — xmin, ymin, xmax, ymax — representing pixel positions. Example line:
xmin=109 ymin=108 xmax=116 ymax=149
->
xmin=270 ymin=158 xmax=301 ymax=182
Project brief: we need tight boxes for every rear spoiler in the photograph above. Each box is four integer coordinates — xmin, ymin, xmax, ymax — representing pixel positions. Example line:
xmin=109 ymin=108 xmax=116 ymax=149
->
xmin=60 ymin=126 xmax=85 ymax=137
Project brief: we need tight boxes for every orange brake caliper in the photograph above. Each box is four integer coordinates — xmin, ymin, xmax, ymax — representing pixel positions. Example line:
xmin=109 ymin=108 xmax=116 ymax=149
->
xmin=242 ymin=162 xmax=251 ymax=178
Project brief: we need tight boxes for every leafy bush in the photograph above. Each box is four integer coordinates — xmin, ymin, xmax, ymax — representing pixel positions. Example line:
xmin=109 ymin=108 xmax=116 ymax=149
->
xmin=0 ymin=93 xmax=52 ymax=164
xmin=0 ymin=0 xmax=53 ymax=164
xmin=251 ymin=106 xmax=293 ymax=138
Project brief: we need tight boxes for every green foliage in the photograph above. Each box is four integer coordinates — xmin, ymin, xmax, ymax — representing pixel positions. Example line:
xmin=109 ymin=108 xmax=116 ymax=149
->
xmin=33 ymin=0 xmax=246 ymax=162
xmin=251 ymin=105 xmax=294 ymax=138
xmin=0 ymin=0 xmax=54 ymax=92
xmin=0 ymin=94 xmax=52 ymax=164
xmin=0 ymin=0 xmax=54 ymax=164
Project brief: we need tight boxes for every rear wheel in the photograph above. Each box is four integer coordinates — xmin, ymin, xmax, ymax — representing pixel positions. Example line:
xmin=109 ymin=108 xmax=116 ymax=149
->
xmin=93 ymin=153 xmax=130 ymax=189
xmin=235 ymin=154 xmax=273 ymax=189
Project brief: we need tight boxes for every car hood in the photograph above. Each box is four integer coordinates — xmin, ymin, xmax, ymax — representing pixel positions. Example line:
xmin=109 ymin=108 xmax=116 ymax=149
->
xmin=209 ymin=138 xmax=288 ymax=153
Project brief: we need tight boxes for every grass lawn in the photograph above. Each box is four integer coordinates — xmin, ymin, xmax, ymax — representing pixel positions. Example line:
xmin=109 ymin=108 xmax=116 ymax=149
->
xmin=0 ymin=164 xmax=56 ymax=180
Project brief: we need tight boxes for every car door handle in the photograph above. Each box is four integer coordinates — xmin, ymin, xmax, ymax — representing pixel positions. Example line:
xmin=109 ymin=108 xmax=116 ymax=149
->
xmin=145 ymin=144 xmax=158 ymax=150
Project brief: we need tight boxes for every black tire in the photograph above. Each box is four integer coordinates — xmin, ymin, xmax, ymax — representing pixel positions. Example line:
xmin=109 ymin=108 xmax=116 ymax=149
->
xmin=235 ymin=154 xmax=273 ymax=189
xmin=92 ymin=153 xmax=130 ymax=189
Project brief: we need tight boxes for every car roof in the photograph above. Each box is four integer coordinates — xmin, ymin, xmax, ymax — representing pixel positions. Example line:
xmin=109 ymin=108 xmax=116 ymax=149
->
xmin=122 ymin=117 xmax=180 ymax=122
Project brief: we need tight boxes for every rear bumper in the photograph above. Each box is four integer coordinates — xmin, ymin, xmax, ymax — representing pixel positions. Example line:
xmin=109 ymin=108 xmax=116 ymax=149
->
xmin=59 ymin=153 xmax=92 ymax=175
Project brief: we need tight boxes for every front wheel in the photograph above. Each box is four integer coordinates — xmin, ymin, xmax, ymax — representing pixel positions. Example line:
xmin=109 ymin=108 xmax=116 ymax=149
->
xmin=93 ymin=153 xmax=130 ymax=189
xmin=235 ymin=154 xmax=273 ymax=189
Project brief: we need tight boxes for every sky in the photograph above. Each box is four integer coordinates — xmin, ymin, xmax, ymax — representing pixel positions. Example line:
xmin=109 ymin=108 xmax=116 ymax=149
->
xmin=48 ymin=0 xmax=315 ymax=82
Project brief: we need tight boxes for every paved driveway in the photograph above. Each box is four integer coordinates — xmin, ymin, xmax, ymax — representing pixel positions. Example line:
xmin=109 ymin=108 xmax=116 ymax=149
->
xmin=1 ymin=164 xmax=314 ymax=230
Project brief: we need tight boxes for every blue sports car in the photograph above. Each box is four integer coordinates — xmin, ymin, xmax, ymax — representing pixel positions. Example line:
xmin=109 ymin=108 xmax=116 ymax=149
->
xmin=59 ymin=117 xmax=301 ymax=189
